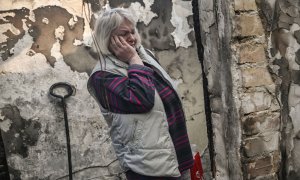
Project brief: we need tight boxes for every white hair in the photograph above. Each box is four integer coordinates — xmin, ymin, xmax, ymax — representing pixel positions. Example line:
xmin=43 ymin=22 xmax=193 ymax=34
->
xmin=91 ymin=8 xmax=141 ymax=56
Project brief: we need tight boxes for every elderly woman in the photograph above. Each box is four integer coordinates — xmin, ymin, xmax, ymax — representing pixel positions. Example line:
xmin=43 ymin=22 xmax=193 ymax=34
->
xmin=87 ymin=8 xmax=194 ymax=180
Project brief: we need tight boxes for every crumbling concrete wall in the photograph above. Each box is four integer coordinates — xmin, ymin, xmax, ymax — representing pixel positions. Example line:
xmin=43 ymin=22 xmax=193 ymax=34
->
xmin=255 ymin=0 xmax=300 ymax=179
xmin=0 ymin=0 xmax=206 ymax=179
xmin=198 ymin=0 xmax=243 ymax=179
xmin=0 ymin=2 xmax=119 ymax=179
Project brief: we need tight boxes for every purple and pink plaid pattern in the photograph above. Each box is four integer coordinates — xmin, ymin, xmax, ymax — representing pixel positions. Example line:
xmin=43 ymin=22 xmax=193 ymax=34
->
xmin=91 ymin=64 xmax=193 ymax=179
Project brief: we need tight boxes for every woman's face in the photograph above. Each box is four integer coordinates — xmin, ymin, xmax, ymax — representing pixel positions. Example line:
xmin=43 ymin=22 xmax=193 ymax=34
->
xmin=111 ymin=19 xmax=137 ymax=47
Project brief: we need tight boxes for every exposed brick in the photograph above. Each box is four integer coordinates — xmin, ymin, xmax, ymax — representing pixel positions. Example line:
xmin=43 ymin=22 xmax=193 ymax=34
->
xmin=255 ymin=174 xmax=278 ymax=180
xmin=235 ymin=14 xmax=264 ymax=37
xmin=294 ymin=17 xmax=300 ymax=26
xmin=235 ymin=0 xmax=257 ymax=11
xmin=241 ymin=67 xmax=273 ymax=87
xmin=244 ymin=132 xmax=279 ymax=158
xmin=286 ymin=6 xmax=299 ymax=17
xmin=244 ymin=151 xmax=280 ymax=179
xmin=242 ymin=112 xmax=280 ymax=135
xmin=279 ymin=12 xmax=294 ymax=25
xmin=241 ymin=92 xmax=272 ymax=114
xmin=278 ymin=21 xmax=290 ymax=30
xmin=239 ymin=44 xmax=266 ymax=63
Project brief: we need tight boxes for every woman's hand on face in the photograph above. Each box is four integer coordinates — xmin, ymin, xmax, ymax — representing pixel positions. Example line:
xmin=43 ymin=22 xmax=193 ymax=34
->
xmin=109 ymin=36 xmax=143 ymax=65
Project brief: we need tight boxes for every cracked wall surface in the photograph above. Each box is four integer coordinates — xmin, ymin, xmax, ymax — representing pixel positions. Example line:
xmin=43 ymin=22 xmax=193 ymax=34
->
xmin=198 ymin=0 xmax=244 ymax=179
xmin=256 ymin=0 xmax=300 ymax=179
xmin=0 ymin=0 xmax=206 ymax=179
xmin=197 ymin=0 xmax=300 ymax=179
xmin=197 ymin=0 xmax=284 ymax=179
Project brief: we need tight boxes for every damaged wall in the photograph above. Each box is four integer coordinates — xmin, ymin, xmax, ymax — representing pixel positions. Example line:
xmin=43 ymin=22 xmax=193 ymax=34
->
xmin=256 ymin=0 xmax=300 ymax=179
xmin=198 ymin=0 xmax=243 ymax=179
xmin=233 ymin=0 xmax=281 ymax=179
xmin=0 ymin=0 xmax=206 ymax=179
xmin=198 ymin=0 xmax=300 ymax=179
xmin=234 ymin=0 xmax=300 ymax=179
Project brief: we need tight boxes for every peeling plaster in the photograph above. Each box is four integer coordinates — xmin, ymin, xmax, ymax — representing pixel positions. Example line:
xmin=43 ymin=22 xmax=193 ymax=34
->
xmin=27 ymin=10 xmax=36 ymax=22
xmin=0 ymin=119 xmax=12 ymax=132
xmin=128 ymin=0 xmax=157 ymax=25
xmin=0 ymin=24 xmax=21 ymax=43
xmin=0 ymin=1 xmax=206 ymax=178
xmin=0 ymin=8 xmax=30 ymax=61
xmin=0 ymin=51 xmax=49 ymax=74
xmin=28 ymin=6 xmax=86 ymax=70
xmin=2 ymin=10 xmax=110 ymax=178
xmin=106 ymin=0 xmax=190 ymax=49
xmin=0 ymin=0 xmax=82 ymax=16
xmin=0 ymin=0 xmax=95 ymax=47
xmin=136 ymin=0 xmax=176 ymax=50
xmin=0 ymin=31 xmax=50 ymax=73
xmin=42 ymin=17 xmax=49 ymax=24
xmin=68 ymin=15 xmax=78 ymax=30
xmin=81 ymin=3 xmax=94 ymax=46
xmin=284 ymin=35 xmax=300 ymax=70
xmin=126 ymin=0 xmax=194 ymax=49
xmin=54 ymin=25 xmax=65 ymax=41
xmin=0 ymin=35 xmax=116 ymax=178
xmin=257 ymin=0 xmax=300 ymax=178
xmin=73 ymin=39 xmax=83 ymax=46
xmin=51 ymin=41 xmax=63 ymax=62
xmin=170 ymin=0 xmax=193 ymax=48
xmin=0 ymin=12 xmax=16 ymax=22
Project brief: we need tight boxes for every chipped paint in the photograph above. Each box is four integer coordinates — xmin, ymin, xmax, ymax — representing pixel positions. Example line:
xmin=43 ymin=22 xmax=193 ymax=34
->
xmin=0 ymin=119 xmax=12 ymax=132
xmin=42 ymin=17 xmax=49 ymax=24
xmin=68 ymin=15 xmax=78 ymax=29
xmin=0 ymin=0 xmax=206 ymax=179
xmin=0 ymin=24 xmax=21 ymax=43
xmin=170 ymin=0 xmax=193 ymax=48
xmin=0 ymin=32 xmax=49 ymax=74
xmin=239 ymin=0 xmax=300 ymax=179
xmin=27 ymin=10 xmax=36 ymax=22
xmin=51 ymin=40 xmax=62 ymax=58
xmin=0 ymin=12 xmax=16 ymax=22
xmin=0 ymin=0 xmax=95 ymax=46
xmin=54 ymin=25 xmax=65 ymax=40
xmin=81 ymin=2 xmax=95 ymax=46
xmin=73 ymin=39 xmax=83 ymax=46
xmin=128 ymin=0 xmax=157 ymax=25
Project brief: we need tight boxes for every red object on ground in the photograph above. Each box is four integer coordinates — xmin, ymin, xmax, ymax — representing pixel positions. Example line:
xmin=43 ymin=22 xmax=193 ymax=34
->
xmin=190 ymin=152 xmax=204 ymax=180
